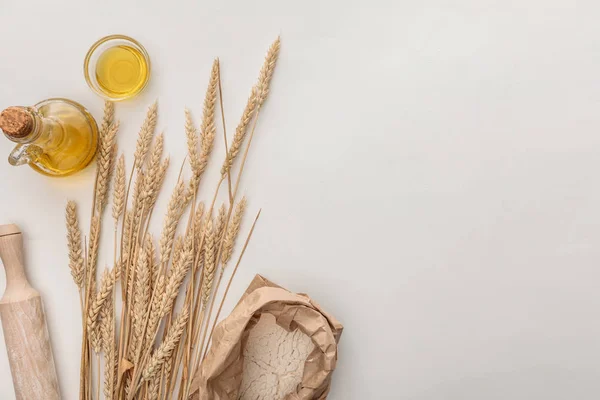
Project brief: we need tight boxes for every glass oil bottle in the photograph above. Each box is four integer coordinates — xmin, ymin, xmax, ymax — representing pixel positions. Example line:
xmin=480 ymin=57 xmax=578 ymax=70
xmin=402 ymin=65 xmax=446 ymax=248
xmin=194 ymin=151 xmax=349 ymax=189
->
xmin=0 ymin=98 xmax=98 ymax=177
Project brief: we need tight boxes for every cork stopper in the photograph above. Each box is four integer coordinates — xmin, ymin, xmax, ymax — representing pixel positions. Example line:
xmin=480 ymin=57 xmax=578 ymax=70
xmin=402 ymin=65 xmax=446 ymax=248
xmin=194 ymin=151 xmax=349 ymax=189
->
xmin=0 ymin=107 xmax=34 ymax=139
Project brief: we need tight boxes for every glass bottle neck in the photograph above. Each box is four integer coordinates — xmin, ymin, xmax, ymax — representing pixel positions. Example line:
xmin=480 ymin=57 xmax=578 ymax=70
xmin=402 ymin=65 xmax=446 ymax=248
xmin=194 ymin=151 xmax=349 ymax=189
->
xmin=8 ymin=107 xmax=62 ymax=144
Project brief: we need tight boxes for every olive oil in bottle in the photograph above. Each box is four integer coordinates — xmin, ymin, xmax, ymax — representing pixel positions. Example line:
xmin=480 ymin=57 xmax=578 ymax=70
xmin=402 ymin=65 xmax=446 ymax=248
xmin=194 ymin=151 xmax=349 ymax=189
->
xmin=95 ymin=45 xmax=149 ymax=99
xmin=0 ymin=99 xmax=98 ymax=177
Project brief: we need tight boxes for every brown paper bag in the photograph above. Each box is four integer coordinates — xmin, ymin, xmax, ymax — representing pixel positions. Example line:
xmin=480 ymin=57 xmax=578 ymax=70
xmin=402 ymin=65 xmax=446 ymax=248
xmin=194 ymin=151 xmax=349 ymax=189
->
xmin=189 ymin=275 xmax=343 ymax=400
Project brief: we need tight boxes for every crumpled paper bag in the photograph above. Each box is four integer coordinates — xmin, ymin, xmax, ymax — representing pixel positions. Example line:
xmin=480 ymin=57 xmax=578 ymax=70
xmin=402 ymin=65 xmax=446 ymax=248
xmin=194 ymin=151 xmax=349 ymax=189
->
xmin=189 ymin=274 xmax=343 ymax=400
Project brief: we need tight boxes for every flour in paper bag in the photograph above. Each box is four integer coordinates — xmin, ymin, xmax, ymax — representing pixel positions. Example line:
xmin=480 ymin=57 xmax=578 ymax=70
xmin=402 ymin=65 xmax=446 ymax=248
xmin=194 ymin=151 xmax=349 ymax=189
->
xmin=239 ymin=313 xmax=314 ymax=399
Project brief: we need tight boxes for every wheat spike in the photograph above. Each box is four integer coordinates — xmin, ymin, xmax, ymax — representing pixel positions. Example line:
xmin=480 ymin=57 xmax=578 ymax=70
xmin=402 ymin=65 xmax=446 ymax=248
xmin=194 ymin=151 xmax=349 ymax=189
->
xmin=201 ymin=218 xmax=216 ymax=309
xmin=255 ymin=37 xmax=281 ymax=106
xmin=215 ymin=203 xmax=227 ymax=243
xmin=130 ymin=236 xmax=152 ymax=360
xmin=66 ymin=201 xmax=84 ymax=288
xmin=122 ymin=211 xmax=133 ymax=267
xmin=134 ymin=101 xmax=158 ymax=169
xmin=147 ymin=236 xmax=157 ymax=288
xmin=95 ymin=122 xmax=119 ymax=212
xmin=142 ymin=305 xmax=190 ymax=381
xmin=100 ymin=295 xmax=114 ymax=353
xmin=220 ymin=90 xmax=256 ymax=177
xmin=221 ymin=197 xmax=247 ymax=266
xmin=185 ymin=109 xmax=200 ymax=176
xmin=99 ymin=101 xmax=115 ymax=137
xmin=221 ymin=38 xmax=281 ymax=176
xmin=161 ymin=235 xmax=193 ymax=316
xmin=158 ymin=180 xmax=186 ymax=266
xmin=87 ymin=268 xmax=115 ymax=331
xmin=112 ymin=155 xmax=126 ymax=222
xmin=87 ymin=215 xmax=100 ymax=283
xmin=144 ymin=274 xmax=166 ymax=349
xmin=147 ymin=375 xmax=160 ymax=400
xmin=90 ymin=321 xmax=102 ymax=354
xmin=143 ymin=133 xmax=164 ymax=205
xmin=197 ymin=60 xmax=219 ymax=177
xmin=146 ymin=157 xmax=170 ymax=211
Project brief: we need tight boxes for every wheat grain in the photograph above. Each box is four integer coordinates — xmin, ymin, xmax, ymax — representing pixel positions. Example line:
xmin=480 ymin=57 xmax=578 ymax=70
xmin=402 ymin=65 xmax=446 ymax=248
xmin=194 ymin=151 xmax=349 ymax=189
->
xmin=221 ymin=197 xmax=247 ymax=266
xmin=158 ymin=180 xmax=186 ymax=267
xmin=112 ymin=155 xmax=126 ymax=222
xmin=87 ymin=268 xmax=115 ymax=331
xmin=66 ymin=201 xmax=85 ymax=288
xmin=142 ymin=305 xmax=190 ymax=381
xmin=201 ymin=218 xmax=216 ymax=309
xmin=134 ymin=101 xmax=158 ymax=169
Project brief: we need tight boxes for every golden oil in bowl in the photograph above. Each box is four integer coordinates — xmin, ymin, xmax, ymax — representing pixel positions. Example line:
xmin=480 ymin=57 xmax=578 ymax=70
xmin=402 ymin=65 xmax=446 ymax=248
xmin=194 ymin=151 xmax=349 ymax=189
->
xmin=95 ymin=45 xmax=148 ymax=98
xmin=84 ymin=35 xmax=151 ymax=101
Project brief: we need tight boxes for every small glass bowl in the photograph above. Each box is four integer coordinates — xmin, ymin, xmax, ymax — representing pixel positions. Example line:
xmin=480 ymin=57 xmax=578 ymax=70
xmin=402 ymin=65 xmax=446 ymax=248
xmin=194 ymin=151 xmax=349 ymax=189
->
xmin=84 ymin=34 xmax=151 ymax=101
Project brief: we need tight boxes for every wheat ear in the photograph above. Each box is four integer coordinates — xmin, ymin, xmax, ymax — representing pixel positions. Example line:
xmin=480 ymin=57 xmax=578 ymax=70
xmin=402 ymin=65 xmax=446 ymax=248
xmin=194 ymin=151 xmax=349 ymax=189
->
xmin=221 ymin=197 xmax=247 ymax=266
xmin=112 ymin=155 xmax=126 ymax=223
xmin=201 ymin=218 xmax=216 ymax=309
xmin=197 ymin=59 xmax=219 ymax=177
xmin=215 ymin=203 xmax=227 ymax=242
xmin=66 ymin=201 xmax=85 ymax=288
xmin=185 ymin=109 xmax=200 ymax=177
xmin=87 ymin=268 xmax=115 ymax=331
xmin=158 ymin=180 xmax=186 ymax=267
xmin=255 ymin=36 xmax=281 ymax=106
xmin=130 ymin=236 xmax=152 ymax=358
xmin=95 ymin=122 xmax=120 ymax=212
xmin=142 ymin=305 xmax=190 ymax=381
xmin=134 ymin=101 xmax=158 ymax=169
xmin=143 ymin=133 xmax=165 ymax=204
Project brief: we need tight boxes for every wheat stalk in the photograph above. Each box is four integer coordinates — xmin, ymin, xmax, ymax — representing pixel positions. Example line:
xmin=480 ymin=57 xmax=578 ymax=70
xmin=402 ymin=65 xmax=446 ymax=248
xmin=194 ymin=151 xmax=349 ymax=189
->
xmin=142 ymin=305 xmax=190 ymax=381
xmin=134 ymin=101 xmax=158 ymax=169
xmin=66 ymin=201 xmax=85 ymax=288
xmin=112 ymin=155 xmax=126 ymax=223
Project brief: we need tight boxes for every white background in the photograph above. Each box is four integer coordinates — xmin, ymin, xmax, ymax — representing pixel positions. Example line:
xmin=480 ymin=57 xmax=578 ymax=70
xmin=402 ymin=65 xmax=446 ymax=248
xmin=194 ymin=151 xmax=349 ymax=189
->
xmin=1 ymin=1 xmax=600 ymax=399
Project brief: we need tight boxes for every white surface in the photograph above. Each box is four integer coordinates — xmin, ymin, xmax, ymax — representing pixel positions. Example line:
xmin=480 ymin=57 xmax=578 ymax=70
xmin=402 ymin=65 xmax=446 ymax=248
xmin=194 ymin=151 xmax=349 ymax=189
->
xmin=0 ymin=1 xmax=599 ymax=399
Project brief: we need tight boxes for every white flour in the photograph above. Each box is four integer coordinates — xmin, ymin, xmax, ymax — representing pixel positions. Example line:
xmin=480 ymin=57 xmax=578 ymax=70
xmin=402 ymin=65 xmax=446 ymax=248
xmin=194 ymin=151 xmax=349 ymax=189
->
xmin=239 ymin=313 xmax=314 ymax=400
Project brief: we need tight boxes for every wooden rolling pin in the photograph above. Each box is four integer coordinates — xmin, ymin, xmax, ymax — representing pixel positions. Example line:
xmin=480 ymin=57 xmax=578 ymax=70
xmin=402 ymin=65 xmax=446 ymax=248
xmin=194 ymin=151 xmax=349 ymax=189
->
xmin=0 ymin=224 xmax=61 ymax=400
